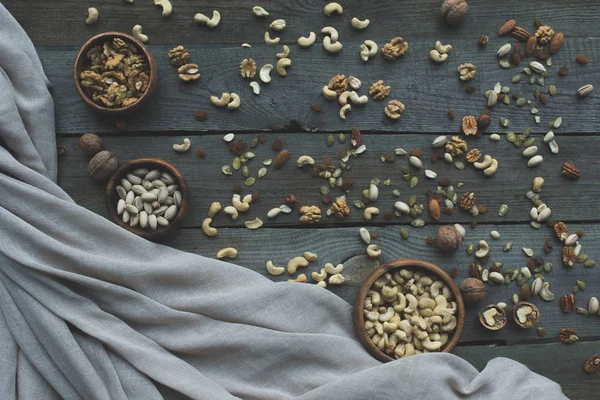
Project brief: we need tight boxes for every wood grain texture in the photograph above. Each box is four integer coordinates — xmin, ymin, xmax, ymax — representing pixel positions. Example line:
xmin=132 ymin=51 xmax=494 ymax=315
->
xmin=57 ymin=133 xmax=600 ymax=228
xmin=154 ymin=223 xmax=600 ymax=345
xmin=41 ymin=37 xmax=600 ymax=134
xmin=5 ymin=0 xmax=600 ymax=46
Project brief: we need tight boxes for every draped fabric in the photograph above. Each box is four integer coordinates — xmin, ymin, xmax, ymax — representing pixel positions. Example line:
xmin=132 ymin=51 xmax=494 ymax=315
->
xmin=0 ymin=4 xmax=566 ymax=399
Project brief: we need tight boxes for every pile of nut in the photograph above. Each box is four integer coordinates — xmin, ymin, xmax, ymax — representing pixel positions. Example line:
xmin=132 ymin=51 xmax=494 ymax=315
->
xmin=79 ymin=38 xmax=150 ymax=108
xmin=363 ymin=268 xmax=457 ymax=358
xmin=115 ymin=168 xmax=182 ymax=231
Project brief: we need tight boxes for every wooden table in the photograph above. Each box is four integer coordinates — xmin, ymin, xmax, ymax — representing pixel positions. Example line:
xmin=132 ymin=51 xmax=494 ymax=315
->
xmin=6 ymin=0 xmax=599 ymax=397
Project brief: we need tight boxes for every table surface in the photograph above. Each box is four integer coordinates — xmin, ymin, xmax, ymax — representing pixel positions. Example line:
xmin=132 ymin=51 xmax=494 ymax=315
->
xmin=5 ymin=0 xmax=600 ymax=398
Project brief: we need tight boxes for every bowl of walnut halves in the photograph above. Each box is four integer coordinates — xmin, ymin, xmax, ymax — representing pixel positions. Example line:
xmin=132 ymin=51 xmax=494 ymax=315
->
xmin=74 ymin=32 xmax=157 ymax=115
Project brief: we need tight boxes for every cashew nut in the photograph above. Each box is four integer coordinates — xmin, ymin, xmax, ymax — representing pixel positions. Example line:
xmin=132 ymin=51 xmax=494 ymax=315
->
xmin=264 ymin=32 xmax=280 ymax=45
xmin=435 ymin=41 xmax=453 ymax=54
xmin=223 ymin=206 xmax=238 ymax=220
xmin=366 ymin=244 xmax=381 ymax=258
xmin=405 ymin=343 xmax=415 ymax=357
xmin=440 ymin=316 xmax=457 ymax=332
xmin=321 ymin=26 xmax=339 ymax=42
xmin=404 ymin=294 xmax=418 ymax=314
xmin=288 ymin=274 xmax=307 ymax=283
xmin=217 ymin=247 xmax=238 ymax=259
xmin=429 ymin=49 xmax=448 ymax=63
xmin=348 ymin=76 xmax=362 ymax=90
xmin=360 ymin=44 xmax=370 ymax=62
xmin=269 ymin=19 xmax=286 ymax=31
xmin=539 ymin=282 xmax=555 ymax=301
xmin=249 ymin=81 xmax=260 ymax=95
xmin=266 ymin=261 xmax=285 ymax=276
xmin=322 ymin=86 xmax=338 ymax=100
xmin=259 ymin=64 xmax=273 ymax=83
xmin=85 ymin=7 xmax=99 ymax=25
xmin=483 ymin=158 xmax=499 ymax=176
xmin=338 ymin=91 xmax=355 ymax=106
xmin=207 ymin=201 xmax=221 ymax=218
xmin=154 ymin=0 xmax=172 ymax=17
xmin=474 ymin=154 xmax=493 ymax=170
xmin=227 ymin=93 xmax=241 ymax=110
xmin=418 ymin=297 xmax=437 ymax=310
xmin=329 ymin=274 xmax=345 ymax=285
xmin=242 ymin=194 xmax=253 ymax=204
xmin=324 ymin=263 xmax=344 ymax=275
xmin=244 ymin=217 xmax=263 ymax=230
xmin=210 ymin=93 xmax=231 ymax=107
xmin=276 ymin=45 xmax=290 ymax=59
xmin=349 ymin=92 xmax=368 ymax=105
xmin=317 ymin=281 xmax=327 ymax=288
xmin=297 ymin=32 xmax=316 ymax=47
xmin=132 ymin=25 xmax=148 ymax=43
xmin=393 ymin=293 xmax=407 ymax=313
xmin=287 ymin=256 xmax=309 ymax=274
xmin=430 ymin=281 xmax=444 ymax=297
xmin=434 ymin=295 xmax=448 ymax=310
xmin=252 ymin=6 xmax=269 ymax=17
xmin=351 ymin=17 xmax=370 ymax=30
xmin=232 ymin=194 xmax=250 ymax=212
xmin=194 ymin=10 xmax=220 ymax=28
xmin=324 ymin=2 xmax=343 ymax=16
xmin=276 ymin=58 xmax=291 ymax=76
xmin=202 ymin=217 xmax=217 ymax=237
xmin=303 ymin=251 xmax=317 ymax=262
xmin=363 ymin=40 xmax=378 ymax=57
xmin=378 ymin=307 xmax=395 ymax=322
xmin=475 ymin=240 xmax=490 ymax=258
xmin=363 ymin=207 xmax=379 ymax=221
xmin=323 ymin=36 xmax=343 ymax=53
xmin=339 ymin=103 xmax=351 ymax=119
xmin=410 ymin=315 xmax=427 ymax=331
xmin=171 ymin=138 xmax=190 ymax=153
xmin=382 ymin=285 xmax=399 ymax=301
xmin=422 ymin=338 xmax=442 ymax=351
xmin=296 ymin=155 xmax=315 ymax=167
xmin=311 ymin=269 xmax=327 ymax=282
xmin=383 ymin=320 xmax=399 ymax=333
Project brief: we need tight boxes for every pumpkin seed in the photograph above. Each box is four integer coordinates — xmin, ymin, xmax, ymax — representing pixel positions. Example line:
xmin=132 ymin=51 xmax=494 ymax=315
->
xmin=250 ymin=138 xmax=258 ymax=148
xmin=577 ymin=254 xmax=588 ymax=263
xmin=543 ymin=263 xmax=552 ymax=272
xmin=320 ymin=186 xmax=330 ymax=195
xmin=511 ymin=74 xmax=521 ymax=83
xmin=401 ymin=165 xmax=411 ymax=174
xmin=222 ymin=165 xmax=233 ymax=176
xmin=354 ymin=200 xmax=365 ymax=208
xmin=232 ymin=157 xmax=241 ymax=170
xmin=498 ymin=204 xmax=509 ymax=216
xmin=242 ymin=165 xmax=250 ymax=178
xmin=549 ymin=85 xmax=557 ymax=96
xmin=338 ymin=133 xmax=346 ymax=143
xmin=516 ymin=98 xmax=527 ymax=107
xmin=409 ymin=176 xmax=418 ymax=189
xmin=523 ymin=138 xmax=536 ymax=147
xmin=584 ymin=260 xmax=596 ymax=268
xmin=244 ymin=177 xmax=255 ymax=187
xmin=263 ymin=158 xmax=272 ymax=166
xmin=327 ymin=135 xmax=334 ymax=147
xmin=499 ymin=60 xmax=511 ymax=68
xmin=530 ymin=107 xmax=538 ymax=115
xmin=400 ymin=228 xmax=410 ymax=239
xmin=499 ymin=117 xmax=510 ymax=127
xmin=410 ymin=218 xmax=425 ymax=228
xmin=576 ymin=280 xmax=586 ymax=291
xmin=553 ymin=117 xmax=562 ymax=128
xmin=503 ymin=242 xmax=513 ymax=252
xmin=457 ymin=182 xmax=464 ymax=188
xmin=534 ymin=116 xmax=540 ymax=124
xmin=454 ymin=161 xmax=465 ymax=170
xmin=506 ymin=131 xmax=516 ymax=142
xmin=392 ymin=189 xmax=401 ymax=197
xmin=529 ymin=75 xmax=536 ymax=84
xmin=466 ymin=244 xmax=474 ymax=255
xmin=536 ymin=327 xmax=546 ymax=337
xmin=258 ymin=167 xmax=267 ymax=178
xmin=523 ymin=127 xmax=532 ymax=137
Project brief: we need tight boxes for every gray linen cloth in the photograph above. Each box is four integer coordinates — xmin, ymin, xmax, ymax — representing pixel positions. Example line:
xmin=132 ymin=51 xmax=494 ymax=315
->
xmin=0 ymin=4 xmax=567 ymax=399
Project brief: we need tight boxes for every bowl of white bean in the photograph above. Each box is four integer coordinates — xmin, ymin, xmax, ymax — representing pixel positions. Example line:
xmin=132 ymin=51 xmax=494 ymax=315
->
xmin=105 ymin=158 xmax=188 ymax=241
xmin=354 ymin=258 xmax=465 ymax=362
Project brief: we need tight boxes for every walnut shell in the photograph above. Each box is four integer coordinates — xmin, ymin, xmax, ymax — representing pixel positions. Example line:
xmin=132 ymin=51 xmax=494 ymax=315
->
xmin=435 ymin=225 xmax=462 ymax=252
xmin=78 ymin=133 xmax=103 ymax=157
xmin=460 ymin=278 xmax=486 ymax=304
xmin=88 ymin=150 xmax=118 ymax=181
xmin=440 ymin=0 xmax=468 ymax=25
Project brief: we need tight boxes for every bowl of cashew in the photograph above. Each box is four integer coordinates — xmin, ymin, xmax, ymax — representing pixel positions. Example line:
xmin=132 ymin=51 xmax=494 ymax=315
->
xmin=105 ymin=158 xmax=188 ymax=241
xmin=74 ymin=32 xmax=158 ymax=115
xmin=354 ymin=259 xmax=465 ymax=361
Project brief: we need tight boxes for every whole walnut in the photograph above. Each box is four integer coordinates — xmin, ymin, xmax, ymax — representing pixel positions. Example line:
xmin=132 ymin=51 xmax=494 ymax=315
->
xmin=461 ymin=278 xmax=486 ymax=304
xmin=88 ymin=150 xmax=118 ymax=181
xmin=434 ymin=224 xmax=463 ymax=252
xmin=78 ymin=133 xmax=103 ymax=157
xmin=440 ymin=0 xmax=469 ymax=25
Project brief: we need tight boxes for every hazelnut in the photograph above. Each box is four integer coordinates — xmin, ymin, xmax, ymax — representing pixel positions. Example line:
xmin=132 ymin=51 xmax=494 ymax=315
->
xmin=460 ymin=278 xmax=486 ymax=304
xmin=78 ymin=133 xmax=103 ymax=157
xmin=440 ymin=0 xmax=469 ymax=25
xmin=87 ymin=150 xmax=118 ymax=181
xmin=434 ymin=225 xmax=463 ymax=252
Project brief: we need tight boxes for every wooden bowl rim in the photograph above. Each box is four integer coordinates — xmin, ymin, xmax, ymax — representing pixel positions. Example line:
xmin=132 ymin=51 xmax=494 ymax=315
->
xmin=353 ymin=258 xmax=465 ymax=362
xmin=105 ymin=157 xmax=188 ymax=241
xmin=73 ymin=31 xmax=157 ymax=113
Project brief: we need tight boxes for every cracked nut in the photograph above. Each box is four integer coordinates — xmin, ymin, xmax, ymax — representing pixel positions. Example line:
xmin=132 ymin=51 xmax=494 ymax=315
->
xmin=535 ymin=25 xmax=554 ymax=45
xmin=299 ymin=205 xmax=321 ymax=224
xmin=513 ymin=302 xmax=540 ymax=328
xmin=460 ymin=192 xmax=476 ymax=210
xmin=558 ymin=328 xmax=579 ymax=344
xmin=168 ymin=45 xmax=190 ymax=67
xmin=178 ymin=63 xmax=200 ymax=81
xmin=479 ymin=304 xmax=506 ymax=330
xmin=584 ymin=355 xmax=600 ymax=374
xmin=462 ymin=115 xmax=477 ymax=136
xmin=331 ymin=198 xmax=350 ymax=219
xmin=328 ymin=74 xmax=349 ymax=95
xmin=369 ymin=80 xmax=391 ymax=100
xmin=457 ymin=63 xmax=476 ymax=81
xmin=445 ymin=136 xmax=468 ymax=157
xmin=384 ymin=100 xmax=405 ymax=120
xmin=381 ymin=37 xmax=408 ymax=60
xmin=441 ymin=0 xmax=468 ymax=25
xmin=240 ymin=58 xmax=257 ymax=79
xmin=562 ymin=246 xmax=576 ymax=268
xmin=554 ymin=222 xmax=569 ymax=241
xmin=560 ymin=293 xmax=576 ymax=313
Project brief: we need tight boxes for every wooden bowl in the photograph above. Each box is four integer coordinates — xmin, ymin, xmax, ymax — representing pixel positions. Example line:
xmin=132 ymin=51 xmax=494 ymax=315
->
xmin=74 ymin=32 xmax=157 ymax=115
xmin=353 ymin=258 xmax=465 ymax=362
xmin=105 ymin=158 xmax=188 ymax=241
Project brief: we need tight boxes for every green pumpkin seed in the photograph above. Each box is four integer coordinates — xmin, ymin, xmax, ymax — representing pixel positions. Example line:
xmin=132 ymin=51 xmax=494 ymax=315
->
xmin=516 ymin=97 xmax=527 ymax=107
xmin=457 ymin=182 xmax=464 ymax=188
xmin=409 ymin=194 xmax=417 ymax=207
xmin=573 ymin=286 xmax=579 ymax=294
xmin=506 ymin=131 xmax=517 ymax=142
xmin=511 ymin=74 xmax=521 ymax=83
xmin=523 ymin=138 xmax=535 ymax=147
xmin=523 ymin=67 xmax=532 ymax=75
xmin=584 ymin=260 xmax=596 ymax=268
xmin=403 ymin=174 xmax=411 ymax=182
xmin=221 ymin=165 xmax=233 ymax=176
xmin=466 ymin=244 xmax=474 ymax=255
xmin=327 ymin=135 xmax=334 ymax=147
xmin=250 ymin=138 xmax=258 ymax=149
xmin=392 ymin=189 xmax=401 ymax=197
xmin=263 ymin=158 xmax=272 ymax=166
xmin=244 ymin=177 xmax=255 ymax=187
xmin=553 ymin=117 xmax=562 ymax=128
xmin=499 ymin=117 xmax=510 ymax=127
xmin=498 ymin=204 xmax=509 ymax=216
xmin=536 ymin=327 xmax=546 ymax=337
xmin=242 ymin=165 xmax=250 ymax=178
xmin=523 ymin=127 xmax=532 ymax=137
xmin=409 ymin=176 xmax=418 ymax=189
xmin=546 ymin=58 xmax=552 ymax=67
xmin=258 ymin=167 xmax=267 ymax=178
xmin=409 ymin=209 xmax=417 ymax=218
xmin=549 ymin=85 xmax=557 ymax=96
xmin=400 ymin=228 xmax=410 ymax=239
xmin=534 ymin=116 xmax=541 ymax=124
xmin=529 ymin=75 xmax=536 ymax=84
xmin=499 ymin=60 xmax=511 ymax=68
xmin=454 ymin=161 xmax=465 ymax=170
xmin=401 ymin=165 xmax=411 ymax=174
xmin=492 ymin=261 xmax=504 ymax=268
xmin=503 ymin=242 xmax=513 ymax=252
xmin=354 ymin=200 xmax=365 ymax=209
xmin=338 ymin=133 xmax=346 ymax=143
xmin=414 ymin=204 xmax=424 ymax=216
xmin=410 ymin=218 xmax=425 ymax=228
xmin=576 ymin=280 xmax=586 ymax=291
xmin=577 ymin=254 xmax=588 ymax=263
xmin=543 ymin=263 xmax=552 ymax=272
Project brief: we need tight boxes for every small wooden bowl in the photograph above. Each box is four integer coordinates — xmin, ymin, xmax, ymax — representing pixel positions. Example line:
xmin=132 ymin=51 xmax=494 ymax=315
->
xmin=105 ymin=158 xmax=188 ymax=241
xmin=353 ymin=258 xmax=465 ymax=362
xmin=74 ymin=32 xmax=157 ymax=115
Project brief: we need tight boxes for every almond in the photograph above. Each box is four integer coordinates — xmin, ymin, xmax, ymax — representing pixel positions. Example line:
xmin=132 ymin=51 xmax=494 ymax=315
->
xmin=525 ymin=36 xmax=537 ymax=56
xmin=499 ymin=19 xmax=516 ymax=36
xmin=549 ymin=32 xmax=564 ymax=54
xmin=274 ymin=149 xmax=290 ymax=169
xmin=576 ymin=55 xmax=589 ymax=64
xmin=429 ymin=199 xmax=441 ymax=221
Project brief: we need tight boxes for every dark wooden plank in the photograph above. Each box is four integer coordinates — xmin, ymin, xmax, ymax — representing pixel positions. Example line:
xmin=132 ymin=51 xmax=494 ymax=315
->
xmin=5 ymin=0 xmax=600 ymax=46
xmin=56 ymin=133 xmax=600 ymax=228
xmin=453 ymin=341 xmax=600 ymax=400
xmin=40 ymin=37 xmax=600 ymax=134
xmin=161 ymin=223 xmax=600 ymax=345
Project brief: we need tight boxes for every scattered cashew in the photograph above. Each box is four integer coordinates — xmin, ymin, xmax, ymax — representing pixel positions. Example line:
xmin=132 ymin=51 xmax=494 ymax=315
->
xmin=276 ymin=58 xmax=291 ymax=76
xmin=194 ymin=10 xmax=220 ymax=28
xmin=483 ymin=158 xmax=499 ymax=176
xmin=351 ymin=17 xmax=370 ymax=30
xmin=323 ymin=36 xmax=343 ymax=53
xmin=311 ymin=269 xmax=327 ymax=282
xmin=210 ymin=93 xmax=231 ymax=107
xmin=363 ymin=207 xmax=379 ymax=221
xmin=297 ymin=155 xmax=315 ymax=167
xmin=322 ymin=86 xmax=338 ymax=100
xmin=366 ymin=244 xmax=382 ymax=258
xmin=269 ymin=19 xmax=286 ymax=31
xmin=338 ymin=91 xmax=355 ymax=106
xmin=317 ymin=281 xmax=327 ymax=288
xmin=276 ymin=45 xmax=290 ymax=59
xmin=252 ymin=6 xmax=269 ymax=17
xmin=297 ymin=32 xmax=316 ymax=48
xmin=207 ymin=201 xmax=221 ymax=218
xmin=348 ymin=76 xmax=362 ymax=90
xmin=474 ymin=155 xmax=493 ymax=170
xmin=173 ymin=138 xmax=191 ymax=152
xmin=475 ymin=240 xmax=490 ymax=258
xmin=264 ymin=32 xmax=280 ymax=45
xmin=339 ymin=104 xmax=351 ymax=119
xmin=266 ymin=261 xmax=285 ymax=276
xmin=324 ymin=2 xmax=343 ymax=16
xmin=223 ymin=206 xmax=239 ymax=220
xmin=363 ymin=40 xmax=378 ymax=57
xmin=244 ymin=217 xmax=263 ymax=230
xmin=429 ymin=49 xmax=448 ymax=63
xmin=303 ymin=251 xmax=317 ymax=262
xmin=217 ymin=247 xmax=238 ymax=259
xmin=349 ymin=92 xmax=368 ymax=105
xmin=329 ymin=274 xmax=345 ymax=285
xmin=242 ymin=194 xmax=253 ymax=204
xmin=202 ymin=217 xmax=218 ymax=237
xmin=154 ymin=0 xmax=172 ymax=17
xmin=288 ymin=274 xmax=307 ymax=283
xmin=360 ymin=44 xmax=370 ymax=62
xmin=324 ymin=263 xmax=344 ymax=275
xmin=232 ymin=194 xmax=250 ymax=212
xmin=227 ymin=93 xmax=241 ymax=110
xmin=132 ymin=25 xmax=148 ymax=43
xmin=287 ymin=256 xmax=310 ymax=274
xmin=86 ymin=7 xmax=99 ymax=25
xmin=435 ymin=41 xmax=452 ymax=54
xmin=321 ymin=26 xmax=339 ymax=42
xmin=249 ymin=81 xmax=260 ymax=95
xmin=259 ymin=64 xmax=273 ymax=83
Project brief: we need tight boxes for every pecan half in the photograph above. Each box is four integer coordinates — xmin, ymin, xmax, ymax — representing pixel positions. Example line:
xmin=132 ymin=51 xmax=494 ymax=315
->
xmin=554 ymin=222 xmax=569 ymax=241
xmin=558 ymin=328 xmax=579 ymax=344
xmin=470 ymin=263 xmax=483 ymax=280
xmin=560 ymin=294 xmax=576 ymax=313
xmin=462 ymin=115 xmax=478 ymax=136
xmin=561 ymin=162 xmax=581 ymax=180
xmin=466 ymin=148 xmax=482 ymax=163
xmin=562 ymin=246 xmax=576 ymax=268
xmin=584 ymin=355 xmax=600 ymax=374
xmin=511 ymin=26 xmax=533 ymax=41
xmin=351 ymin=127 xmax=361 ymax=148
xmin=460 ymin=192 xmax=476 ymax=210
